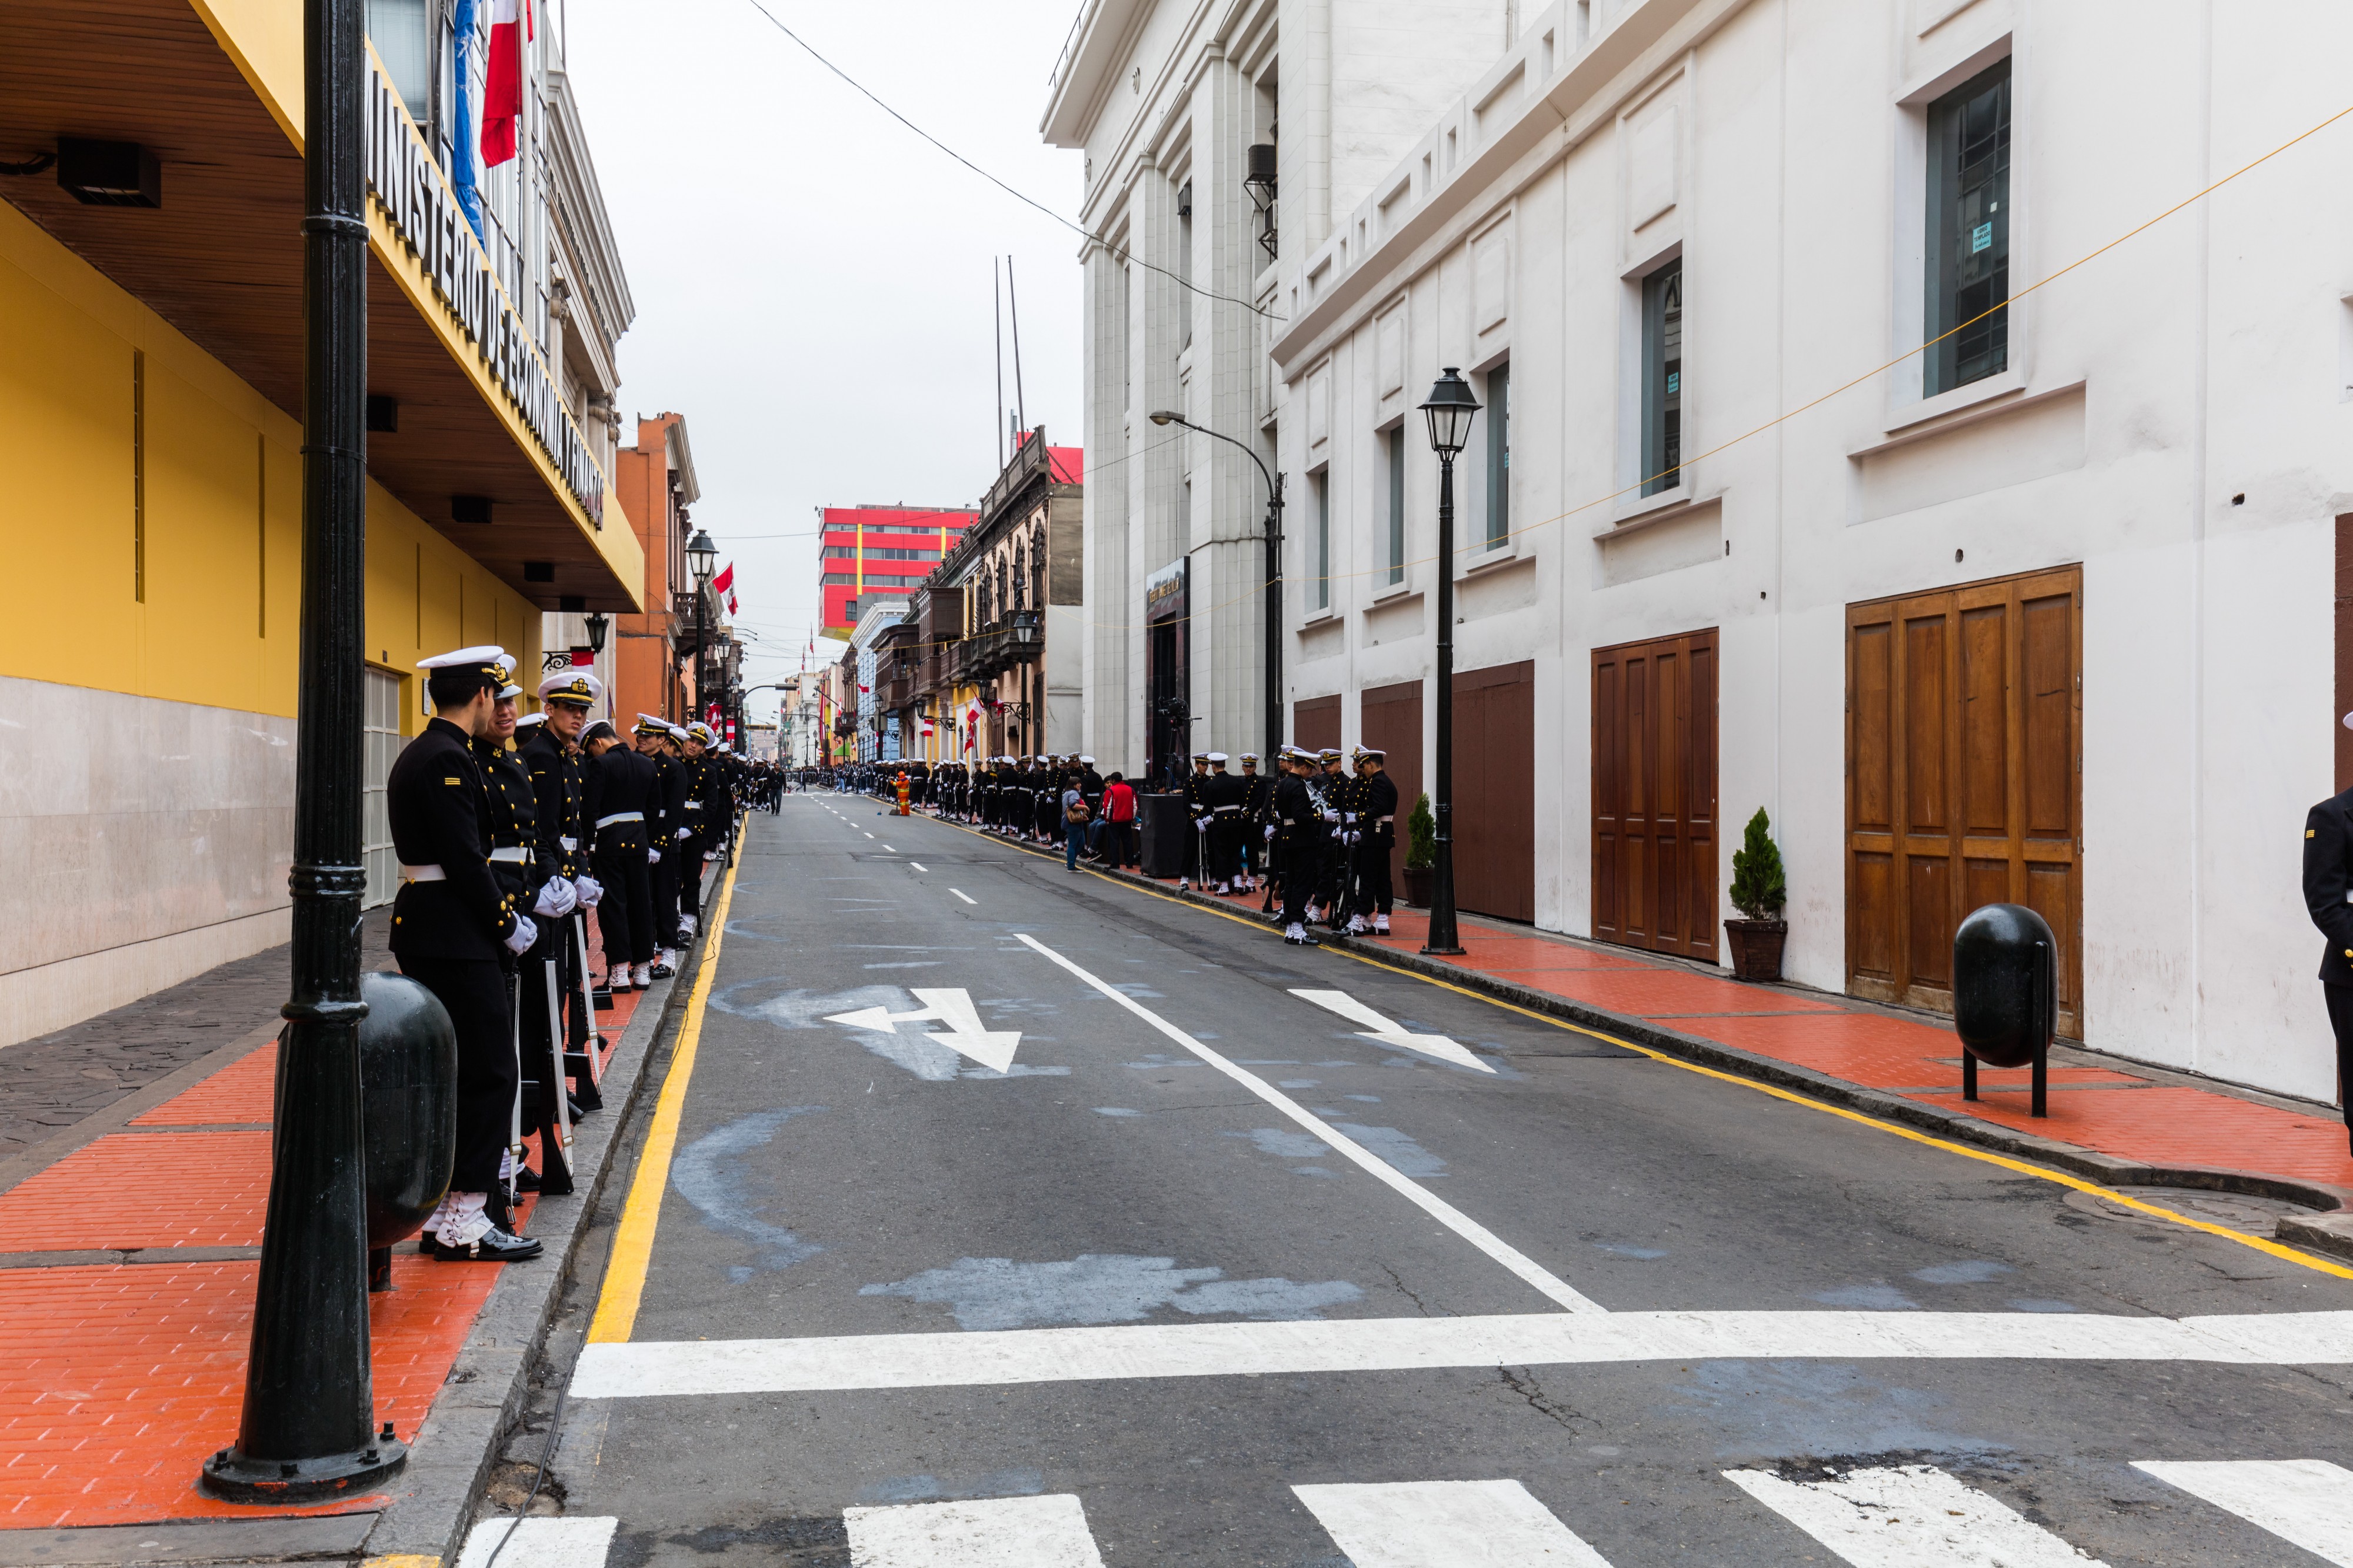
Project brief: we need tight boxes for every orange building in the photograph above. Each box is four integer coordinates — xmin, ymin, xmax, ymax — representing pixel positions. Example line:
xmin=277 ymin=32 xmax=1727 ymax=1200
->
xmin=610 ymin=412 xmax=710 ymax=724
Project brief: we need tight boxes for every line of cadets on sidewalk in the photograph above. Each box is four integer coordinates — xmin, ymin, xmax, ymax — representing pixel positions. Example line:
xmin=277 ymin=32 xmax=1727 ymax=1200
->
xmin=385 ymin=646 xmax=769 ymax=1265
xmin=835 ymin=745 xmax=1401 ymax=948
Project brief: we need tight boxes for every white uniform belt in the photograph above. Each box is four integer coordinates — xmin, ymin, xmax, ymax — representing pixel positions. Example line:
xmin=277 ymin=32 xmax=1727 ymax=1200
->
xmin=559 ymin=836 xmax=579 ymax=852
xmin=684 ymin=800 xmax=704 ymax=809
xmin=1378 ymin=815 xmax=1395 ymax=824
xmin=489 ymin=846 xmax=530 ymax=864
xmin=1214 ymin=806 xmax=1240 ymax=815
xmin=596 ymin=812 xmax=644 ymax=828
xmin=399 ymin=863 xmax=445 ymax=882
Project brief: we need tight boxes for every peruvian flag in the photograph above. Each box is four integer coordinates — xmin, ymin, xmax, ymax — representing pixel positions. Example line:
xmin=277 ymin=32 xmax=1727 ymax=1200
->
xmin=712 ymin=561 xmax=738 ymax=615
xmin=481 ymin=0 xmax=534 ymax=168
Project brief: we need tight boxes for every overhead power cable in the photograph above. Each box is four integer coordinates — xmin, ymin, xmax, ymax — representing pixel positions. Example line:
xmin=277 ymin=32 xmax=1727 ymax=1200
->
xmin=736 ymin=0 xmax=1282 ymax=321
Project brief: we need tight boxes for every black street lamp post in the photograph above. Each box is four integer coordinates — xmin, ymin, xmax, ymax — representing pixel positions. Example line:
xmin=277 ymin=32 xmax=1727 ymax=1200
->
xmin=686 ymin=529 xmax=716 ymax=728
xmin=1418 ymin=368 xmax=1480 ymax=958
xmin=1146 ymin=411 xmax=1284 ymax=761
xmin=202 ymin=0 xmax=405 ymax=1500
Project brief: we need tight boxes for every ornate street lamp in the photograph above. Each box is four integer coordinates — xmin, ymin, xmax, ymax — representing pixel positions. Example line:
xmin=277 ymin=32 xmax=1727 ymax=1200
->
xmin=201 ymin=0 xmax=404 ymax=1501
xmin=686 ymin=528 xmax=716 ymax=725
xmin=1147 ymin=409 xmax=1284 ymax=762
xmin=583 ymin=611 xmax=609 ymax=655
xmin=1419 ymin=368 xmax=1479 ymax=957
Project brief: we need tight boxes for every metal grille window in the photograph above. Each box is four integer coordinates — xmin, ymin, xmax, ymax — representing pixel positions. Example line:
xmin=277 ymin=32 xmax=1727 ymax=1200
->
xmin=1641 ymin=261 xmax=1683 ymax=496
xmin=362 ymin=668 xmax=405 ymax=908
xmin=1484 ymin=361 xmax=1510 ymax=549
xmin=1925 ymin=60 xmax=2011 ymax=395
xmin=1384 ymin=428 xmax=1405 ymax=587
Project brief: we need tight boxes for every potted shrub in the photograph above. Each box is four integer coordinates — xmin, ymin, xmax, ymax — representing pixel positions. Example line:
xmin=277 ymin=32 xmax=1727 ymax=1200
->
xmin=1724 ymin=808 xmax=1788 ymax=982
xmin=1402 ymin=791 xmax=1436 ymax=908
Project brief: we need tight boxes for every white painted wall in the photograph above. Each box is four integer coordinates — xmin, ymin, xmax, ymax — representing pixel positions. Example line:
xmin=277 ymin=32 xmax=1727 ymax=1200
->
xmin=1238 ymin=0 xmax=2353 ymax=1101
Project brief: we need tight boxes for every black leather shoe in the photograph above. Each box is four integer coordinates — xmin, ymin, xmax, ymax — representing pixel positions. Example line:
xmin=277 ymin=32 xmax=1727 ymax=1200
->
xmin=425 ymin=1229 xmax=543 ymax=1262
xmin=568 ymin=1094 xmax=591 ymax=1120
xmin=513 ymin=1166 xmax=542 ymax=1194
xmin=650 ymin=960 xmax=675 ymax=979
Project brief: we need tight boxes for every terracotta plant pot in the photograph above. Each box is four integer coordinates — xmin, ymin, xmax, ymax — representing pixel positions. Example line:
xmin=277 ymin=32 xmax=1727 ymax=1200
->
xmin=1724 ymin=918 xmax=1788 ymax=982
xmin=1402 ymin=865 xmax=1434 ymax=908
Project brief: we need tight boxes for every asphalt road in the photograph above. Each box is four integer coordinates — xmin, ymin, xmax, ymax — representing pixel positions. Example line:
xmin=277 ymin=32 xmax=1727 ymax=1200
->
xmin=499 ymin=795 xmax=2353 ymax=1568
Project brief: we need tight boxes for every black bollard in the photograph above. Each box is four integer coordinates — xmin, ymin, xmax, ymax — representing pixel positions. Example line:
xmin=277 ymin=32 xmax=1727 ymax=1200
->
xmin=1952 ymin=902 xmax=2058 ymax=1117
xmin=358 ymin=971 xmax=458 ymax=1286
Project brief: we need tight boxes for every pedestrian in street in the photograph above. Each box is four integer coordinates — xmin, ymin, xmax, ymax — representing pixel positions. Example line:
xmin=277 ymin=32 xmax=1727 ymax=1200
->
xmin=388 ymin=646 xmax=543 ymax=1263
xmin=1102 ymin=772 xmax=1138 ymax=868
xmin=2302 ymin=733 xmax=2353 ymax=1154
xmin=1062 ymin=772 xmax=1091 ymax=872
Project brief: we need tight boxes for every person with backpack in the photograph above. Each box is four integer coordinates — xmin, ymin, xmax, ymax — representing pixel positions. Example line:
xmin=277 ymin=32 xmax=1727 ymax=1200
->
xmin=1061 ymin=768 xmax=1092 ymax=870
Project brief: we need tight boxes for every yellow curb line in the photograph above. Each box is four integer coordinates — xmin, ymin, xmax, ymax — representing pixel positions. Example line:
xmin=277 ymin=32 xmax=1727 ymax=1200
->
xmin=585 ymin=846 xmax=746 ymax=1344
xmin=982 ymin=826 xmax=2353 ymax=1286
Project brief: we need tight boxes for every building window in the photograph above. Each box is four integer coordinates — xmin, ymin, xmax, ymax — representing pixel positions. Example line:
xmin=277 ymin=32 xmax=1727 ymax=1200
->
xmin=1384 ymin=428 xmax=1405 ymax=587
xmin=1311 ymin=471 xmax=1331 ymax=611
xmin=1925 ymin=59 xmax=2011 ymax=396
xmin=362 ymin=668 xmax=405 ymax=908
xmin=1641 ymin=259 xmax=1683 ymax=496
xmin=1484 ymin=361 xmax=1510 ymax=549
xmin=366 ymin=0 xmax=432 ymax=123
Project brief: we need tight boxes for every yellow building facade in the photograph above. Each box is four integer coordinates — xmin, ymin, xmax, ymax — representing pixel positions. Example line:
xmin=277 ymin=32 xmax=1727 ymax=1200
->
xmin=0 ymin=3 xmax=640 ymax=1049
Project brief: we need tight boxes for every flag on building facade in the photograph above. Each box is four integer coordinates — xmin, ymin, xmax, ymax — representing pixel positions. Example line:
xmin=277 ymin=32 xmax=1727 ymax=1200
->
xmin=481 ymin=0 xmax=534 ymax=168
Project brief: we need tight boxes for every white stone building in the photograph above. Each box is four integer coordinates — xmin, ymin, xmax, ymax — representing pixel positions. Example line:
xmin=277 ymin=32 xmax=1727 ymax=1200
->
xmin=1054 ymin=0 xmax=2353 ymax=1102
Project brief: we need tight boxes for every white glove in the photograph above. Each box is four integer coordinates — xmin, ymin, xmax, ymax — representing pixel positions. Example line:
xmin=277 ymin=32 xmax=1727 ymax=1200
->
xmin=676 ymin=826 xmax=691 ymax=842
xmin=1347 ymin=830 xmax=1361 ymax=846
xmin=648 ymin=848 xmax=662 ymax=865
xmin=504 ymin=915 xmax=539 ymax=955
xmin=1264 ymin=825 xmax=1277 ymax=842
xmin=572 ymin=875 xmax=604 ymax=908
xmin=1321 ymin=808 xmax=1340 ymax=823
xmin=1196 ymin=818 xmax=1210 ymax=833
xmin=533 ymin=877 xmax=576 ymax=918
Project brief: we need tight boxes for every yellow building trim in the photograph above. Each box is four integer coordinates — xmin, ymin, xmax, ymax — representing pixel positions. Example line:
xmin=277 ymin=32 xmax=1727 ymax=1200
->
xmin=186 ymin=0 xmax=305 ymax=149
xmin=0 ymin=199 xmax=537 ymax=722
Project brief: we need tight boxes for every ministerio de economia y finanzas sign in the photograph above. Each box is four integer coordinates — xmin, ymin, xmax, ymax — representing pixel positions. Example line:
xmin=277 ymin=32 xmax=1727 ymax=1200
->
xmin=362 ymin=58 xmax=606 ymax=525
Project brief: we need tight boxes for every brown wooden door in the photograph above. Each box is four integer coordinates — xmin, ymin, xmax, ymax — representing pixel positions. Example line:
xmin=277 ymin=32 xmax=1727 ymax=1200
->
xmin=1295 ymin=694 xmax=1341 ymax=755
xmin=1454 ymin=661 xmax=1535 ymax=922
xmin=1847 ymin=566 xmax=2083 ymax=1036
xmin=1361 ymin=679 xmax=1424 ymax=892
xmin=1592 ymin=630 xmax=1718 ymax=960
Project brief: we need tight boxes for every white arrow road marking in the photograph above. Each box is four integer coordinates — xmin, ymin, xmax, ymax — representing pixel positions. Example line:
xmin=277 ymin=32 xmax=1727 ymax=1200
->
xmin=847 ymin=1487 xmax=1101 ymax=1563
xmin=1294 ymin=1479 xmax=1614 ymax=1567
xmin=569 ymin=1307 xmax=2353 ymax=1399
xmin=825 ymin=987 xmax=1024 ymax=1073
xmin=1723 ymin=1464 xmax=2108 ymax=1567
xmin=845 ymin=1494 xmax=1105 ymax=1567
xmin=2134 ymin=1460 xmax=2353 ymax=1564
xmin=1290 ymin=989 xmax=1495 ymax=1073
xmin=455 ymin=1516 xmax=619 ymax=1568
xmin=1018 ymin=934 xmax=1598 ymax=1312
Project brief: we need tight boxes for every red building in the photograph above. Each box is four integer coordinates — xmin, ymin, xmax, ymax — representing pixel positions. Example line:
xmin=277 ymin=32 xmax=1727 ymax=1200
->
xmin=819 ymin=503 xmax=977 ymax=636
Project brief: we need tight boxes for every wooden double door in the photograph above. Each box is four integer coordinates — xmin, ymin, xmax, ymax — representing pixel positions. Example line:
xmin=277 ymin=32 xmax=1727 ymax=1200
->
xmin=1847 ymin=567 xmax=2082 ymax=1036
xmin=1591 ymin=630 xmax=1718 ymax=960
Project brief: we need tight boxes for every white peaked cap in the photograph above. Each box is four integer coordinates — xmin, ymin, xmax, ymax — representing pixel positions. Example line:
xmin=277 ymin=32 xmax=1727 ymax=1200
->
xmin=539 ymin=670 xmax=604 ymax=703
xmin=417 ymin=645 xmax=508 ymax=672
xmin=1079 ymin=756 xmax=1095 ymax=765
xmin=515 ymin=712 xmax=548 ymax=728
xmin=1208 ymin=752 xmax=1228 ymax=763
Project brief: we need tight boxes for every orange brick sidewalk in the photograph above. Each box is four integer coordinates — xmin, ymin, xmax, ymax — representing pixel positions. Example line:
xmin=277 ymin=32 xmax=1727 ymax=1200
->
xmin=0 ymin=973 xmax=637 ymax=1531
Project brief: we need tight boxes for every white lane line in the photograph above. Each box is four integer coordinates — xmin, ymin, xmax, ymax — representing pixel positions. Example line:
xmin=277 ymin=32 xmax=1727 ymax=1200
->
xmin=1294 ymin=1479 xmax=1613 ymax=1567
xmin=882 ymin=845 xmax=896 ymax=852
xmin=573 ymin=1306 xmax=2353 ymax=1400
xmin=950 ymin=889 xmax=978 ymax=905
xmin=2134 ymin=1459 xmax=2353 ymax=1564
xmin=910 ymin=862 xmax=929 ymax=873
xmin=865 ymin=832 xmax=876 ymax=839
xmin=455 ymin=1516 xmax=619 ymax=1568
xmin=1018 ymin=932 xmax=1600 ymax=1313
xmin=1722 ymin=1465 xmax=2107 ymax=1567
xmin=844 ymin=1494 xmax=1105 ymax=1567
xmin=1291 ymin=989 xmax=1495 ymax=1074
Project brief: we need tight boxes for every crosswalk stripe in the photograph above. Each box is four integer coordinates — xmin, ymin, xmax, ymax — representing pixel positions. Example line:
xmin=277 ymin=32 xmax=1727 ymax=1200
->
xmin=453 ymin=1516 xmax=619 ymax=1568
xmin=1293 ymin=1479 xmax=1614 ymax=1566
xmin=1722 ymin=1464 xmax=2106 ymax=1566
xmin=2134 ymin=1459 xmax=2353 ymax=1564
xmin=844 ymin=1494 xmax=1106 ymax=1566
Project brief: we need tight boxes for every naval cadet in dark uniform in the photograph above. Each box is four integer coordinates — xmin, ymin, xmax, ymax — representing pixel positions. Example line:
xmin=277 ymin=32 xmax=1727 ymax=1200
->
xmin=2302 ymin=742 xmax=2353 ymax=1154
xmin=1205 ymin=753 xmax=1245 ymax=895
xmin=526 ymin=670 xmax=604 ymax=1111
xmin=389 ymin=646 xmax=542 ymax=1263
xmin=1349 ymin=746 xmax=1400 ymax=936
xmin=585 ymin=718 xmax=657 ymax=990
xmin=1273 ymin=748 xmax=1321 ymax=945
xmin=678 ymin=723 xmax=718 ymax=939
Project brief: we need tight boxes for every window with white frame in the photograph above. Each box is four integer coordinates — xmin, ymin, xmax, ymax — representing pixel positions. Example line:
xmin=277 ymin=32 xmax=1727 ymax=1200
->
xmin=1924 ymin=60 xmax=2011 ymax=395
xmin=1484 ymin=361 xmax=1510 ymax=548
xmin=1311 ymin=471 xmax=1331 ymax=611
xmin=1641 ymin=260 xmax=1683 ymax=495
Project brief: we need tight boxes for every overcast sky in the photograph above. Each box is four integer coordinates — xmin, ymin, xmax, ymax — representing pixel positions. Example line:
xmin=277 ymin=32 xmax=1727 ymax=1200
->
xmin=564 ymin=0 xmax=1086 ymax=723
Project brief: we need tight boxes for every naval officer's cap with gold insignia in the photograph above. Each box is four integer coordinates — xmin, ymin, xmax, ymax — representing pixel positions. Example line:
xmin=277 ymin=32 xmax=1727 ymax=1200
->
xmin=416 ymin=645 xmax=509 ymax=709
xmin=539 ymin=669 xmax=604 ymax=708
